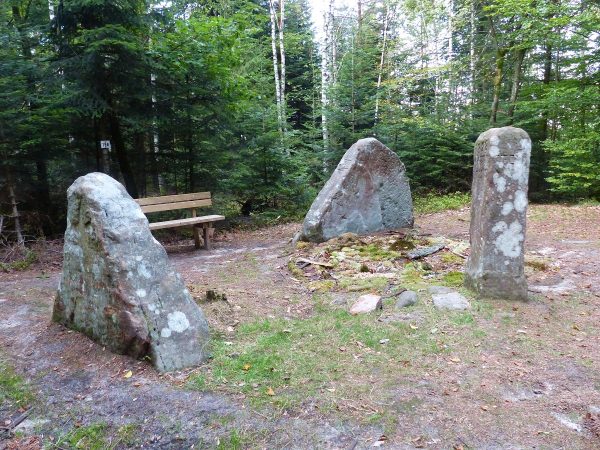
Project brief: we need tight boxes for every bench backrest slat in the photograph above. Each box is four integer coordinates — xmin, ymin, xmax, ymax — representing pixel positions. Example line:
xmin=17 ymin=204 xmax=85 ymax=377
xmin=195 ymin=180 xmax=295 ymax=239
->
xmin=139 ymin=199 xmax=212 ymax=214
xmin=135 ymin=192 xmax=211 ymax=207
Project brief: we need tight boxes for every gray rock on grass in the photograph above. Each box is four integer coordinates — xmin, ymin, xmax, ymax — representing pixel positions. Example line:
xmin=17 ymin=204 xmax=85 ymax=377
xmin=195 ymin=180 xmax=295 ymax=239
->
xmin=465 ymin=127 xmax=531 ymax=301
xmin=395 ymin=290 xmax=417 ymax=308
xmin=53 ymin=173 xmax=210 ymax=372
xmin=349 ymin=294 xmax=382 ymax=315
xmin=432 ymin=292 xmax=470 ymax=310
xmin=301 ymin=138 xmax=413 ymax=242
xmin=428 ymin=285 xmax=453 ymax=295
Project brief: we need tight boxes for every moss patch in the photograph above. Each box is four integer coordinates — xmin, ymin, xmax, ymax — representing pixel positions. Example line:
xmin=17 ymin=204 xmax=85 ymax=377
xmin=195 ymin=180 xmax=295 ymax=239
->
xmin=0 ymin=362 xmax=34 ymax=408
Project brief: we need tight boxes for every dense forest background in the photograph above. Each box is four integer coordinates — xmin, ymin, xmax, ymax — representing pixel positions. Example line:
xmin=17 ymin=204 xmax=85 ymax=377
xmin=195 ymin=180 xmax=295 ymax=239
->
xmin=1 ymin=0 xmax=599 ymax=240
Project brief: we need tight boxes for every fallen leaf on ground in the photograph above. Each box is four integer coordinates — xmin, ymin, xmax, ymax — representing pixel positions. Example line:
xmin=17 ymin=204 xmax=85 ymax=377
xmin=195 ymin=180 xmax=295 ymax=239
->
xmin=242 ymin=363 xmax=251 ymax=371
xmin=372 ymin=435 xmax=388 ymax=447
xmin=123 ymin=370 xmax=133 ymax=379
xmin=266 ymin=387 xmax=275 ymax=396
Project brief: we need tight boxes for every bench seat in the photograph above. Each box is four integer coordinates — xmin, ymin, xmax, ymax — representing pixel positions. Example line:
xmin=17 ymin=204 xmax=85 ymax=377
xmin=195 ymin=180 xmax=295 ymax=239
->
xmin=148 ymin=214 xmax=225 ymax=231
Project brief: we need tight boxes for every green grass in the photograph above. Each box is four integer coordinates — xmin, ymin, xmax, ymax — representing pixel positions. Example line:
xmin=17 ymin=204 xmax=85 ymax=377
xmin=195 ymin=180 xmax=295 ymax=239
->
xmin=442 ymin=271 xmax=464 ymax=287
xmin=65 ymin=422 xmax=108 ymax=450
xmin=0 ymin=250 xmax=38 ymax=272
xmin=413 ymin=192 xmax=471 ymax=214
xmin=189 ymin=297 xmax=484 ymax=416
xmin=338 ymin=276 xmax=390 ymax=292
xmin=356 ymin=244 xmax=402 ymax=261
xmin=216 ymin=429 xmax=251 ymax=450
xmin=115 ymin=423 xmax=139 ymax=447
xmin=51 ymin=421 xmax=140 ymax=450
xmin=0 ymin=362 xmax=34 ymax=408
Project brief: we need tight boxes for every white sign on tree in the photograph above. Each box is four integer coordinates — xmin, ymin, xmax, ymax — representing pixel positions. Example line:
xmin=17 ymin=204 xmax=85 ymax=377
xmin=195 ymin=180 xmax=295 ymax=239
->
xmin=100 ymin=140 xmax=111 ymax=150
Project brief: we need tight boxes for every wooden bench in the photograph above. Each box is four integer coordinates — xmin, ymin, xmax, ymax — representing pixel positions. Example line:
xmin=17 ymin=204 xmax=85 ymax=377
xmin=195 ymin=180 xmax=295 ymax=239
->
xmin=135 ymin=192 xmax=224 ymax=249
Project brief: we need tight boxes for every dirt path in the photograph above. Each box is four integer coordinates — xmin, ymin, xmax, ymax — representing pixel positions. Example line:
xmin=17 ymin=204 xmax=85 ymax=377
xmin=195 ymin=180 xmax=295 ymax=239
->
xmin=1 ymin=205 xmax=600 ymax=449
xmin=0 ymin=224 xmax=381 ymax=449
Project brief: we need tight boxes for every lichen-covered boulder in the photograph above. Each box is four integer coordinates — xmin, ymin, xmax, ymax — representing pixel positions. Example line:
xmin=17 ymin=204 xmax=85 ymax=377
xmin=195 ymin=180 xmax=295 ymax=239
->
xmin=53 ymin=173 xmax=210 ymax=372
xmin=301 ymin=138 xmax=413 ymax=242
xmin=464 ymin=127 xmax=531 ymax=301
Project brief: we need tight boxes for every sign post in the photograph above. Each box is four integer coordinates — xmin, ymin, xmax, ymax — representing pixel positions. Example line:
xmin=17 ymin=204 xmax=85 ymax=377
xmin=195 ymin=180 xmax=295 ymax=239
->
xmin=100 ymin=140 xmax=111 ymax=173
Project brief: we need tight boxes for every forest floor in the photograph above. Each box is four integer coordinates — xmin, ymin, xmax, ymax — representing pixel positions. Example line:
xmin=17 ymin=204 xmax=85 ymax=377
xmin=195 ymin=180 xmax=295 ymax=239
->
xmin=1 ymin=204 xmax=600 ymax=449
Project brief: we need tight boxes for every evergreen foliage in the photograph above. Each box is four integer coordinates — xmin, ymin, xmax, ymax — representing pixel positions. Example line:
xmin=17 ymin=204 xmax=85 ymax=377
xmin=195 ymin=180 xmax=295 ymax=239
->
xmin=0 ymin=0 xmax=598 ymax=238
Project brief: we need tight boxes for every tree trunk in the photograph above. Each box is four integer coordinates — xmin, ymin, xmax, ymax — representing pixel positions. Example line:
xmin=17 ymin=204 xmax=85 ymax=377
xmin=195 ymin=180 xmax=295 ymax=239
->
xmin=269 ymin=1 xmax=283 ymax=135
xmin=278 ymin=0 xmax=286 ymax=132
xmin=507 ymin=47 xmax=527 ymax=124
xmin=35 ymin=157 xmax=52 ymax=235
xmin=469 ymin=0 xmax=476 ymax=108
xmin=134 ymin=132 xmax=146 ymax=197
xmin=540 ymin=43 xmax=552 ymax=141
xmin=490 ymin=48 xmax=506 ymax=125
xmin=7 ymin=179 xmax=24 ymax=248
xmin=108 ymin=112 xmax=139 ymax=198
xmin=374 ymin=5 xmax=391 ymax=125
xmin=321 ymin=0 xmax=334 ymax=172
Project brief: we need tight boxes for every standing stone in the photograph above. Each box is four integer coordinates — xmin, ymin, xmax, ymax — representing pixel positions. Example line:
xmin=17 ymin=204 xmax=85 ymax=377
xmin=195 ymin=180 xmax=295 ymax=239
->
xmin=53 ymin=173 xmax=210 ymax=372
xmin=300 ymin=138 xmax=413 ymax=242
xmin=465 ymin=127 xmax=531 ymax=300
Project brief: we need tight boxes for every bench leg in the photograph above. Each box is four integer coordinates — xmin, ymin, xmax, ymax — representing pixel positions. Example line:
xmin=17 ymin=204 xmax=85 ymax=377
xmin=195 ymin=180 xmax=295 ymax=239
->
xmin=203 ymin=225 xmax=214 ymax=250
xmin=193 ymin=225 xmax=202 ymax=249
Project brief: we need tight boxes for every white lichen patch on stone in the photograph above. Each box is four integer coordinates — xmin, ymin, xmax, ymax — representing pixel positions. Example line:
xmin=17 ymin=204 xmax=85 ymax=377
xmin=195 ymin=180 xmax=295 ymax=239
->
xmin=489 ymin=145 xmax=500 ymax=157
xmin=501 ymin=202 xmax=514 ymax=215
xmin=514 ymin=190 xmax=528 ymax=213
xmin=135 ymin=255 xmax=143 ymax=262
xmin=520 ymin=138 xmax=532 ymax=153
xmin=136 ymin=289 xmax=147 ymax=298
xmin=493 ymin=220 xmax=524 ymax=258
xmin=496 ymin=161 xmax=504 ymax=169
xmin=493 ymin=173 xmax=507 ymax=193
xmin=148 ymin=303 xmax=156 ymax=312
xmin=490 ymin=135 xmax=500 ymax=146
xmin=504 ymin=154 xmax=527 ymax=183
xmin=160 ymin=328 xmax=172 ymax=338
xmin=167 ymin=311 xmax=190 ymax=333
xmin=137 ymin=263 xmax=151 ymax=279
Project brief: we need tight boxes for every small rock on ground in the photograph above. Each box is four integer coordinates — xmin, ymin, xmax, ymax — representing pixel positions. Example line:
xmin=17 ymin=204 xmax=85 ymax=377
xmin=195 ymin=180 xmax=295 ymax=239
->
xmin=432 ymin=292 xmax=470 ymax=310
xmin=395 ymin=290 xmax=417 ymax=308
xmin=350 ymin=294 xmax=382 ymax=315
xmin=428 ymin=285 xmax=453 ymax=295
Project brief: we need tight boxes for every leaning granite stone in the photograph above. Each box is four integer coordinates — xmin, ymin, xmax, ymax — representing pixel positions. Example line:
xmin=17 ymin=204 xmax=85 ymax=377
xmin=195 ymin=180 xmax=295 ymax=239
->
xmin=301 ymin=138 xmax=413 ymax=242
xmin=395 ymin=290 xmax=418 ymax=308
xmin=349 ymin=294 xmax=382 ymax=315
xmin=464 ymin=127 xmax=531 ymax=301
xmin=53 ymin=173 xmax=210 ymax=372
xmin=432 ymin=292 xmax=470 ymax=310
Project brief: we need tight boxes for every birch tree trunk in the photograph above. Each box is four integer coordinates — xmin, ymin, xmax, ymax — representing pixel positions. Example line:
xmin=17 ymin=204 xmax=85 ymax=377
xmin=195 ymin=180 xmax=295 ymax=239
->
xmin=278 ymin=0 xmax=286 ymax=131
xmin=269 ymin=1 xmax=283 ymax=135
xmin=321 ymin=0 xmax=334 ymax=172
xmin=469 ymin=0 xmax=476 ymax=112
xmin=374 ymin=4 xmax=391 ymax=124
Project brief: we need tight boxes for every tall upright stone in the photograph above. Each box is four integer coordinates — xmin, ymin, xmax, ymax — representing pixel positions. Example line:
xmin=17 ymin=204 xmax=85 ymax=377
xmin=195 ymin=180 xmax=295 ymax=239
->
xmin=300 ymin=138 xmax=413 ymax=242
xmin=53 ymin=173 xmax=210 ymax=372
xmin=465 ymin=127 xmax=531 ymax=300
